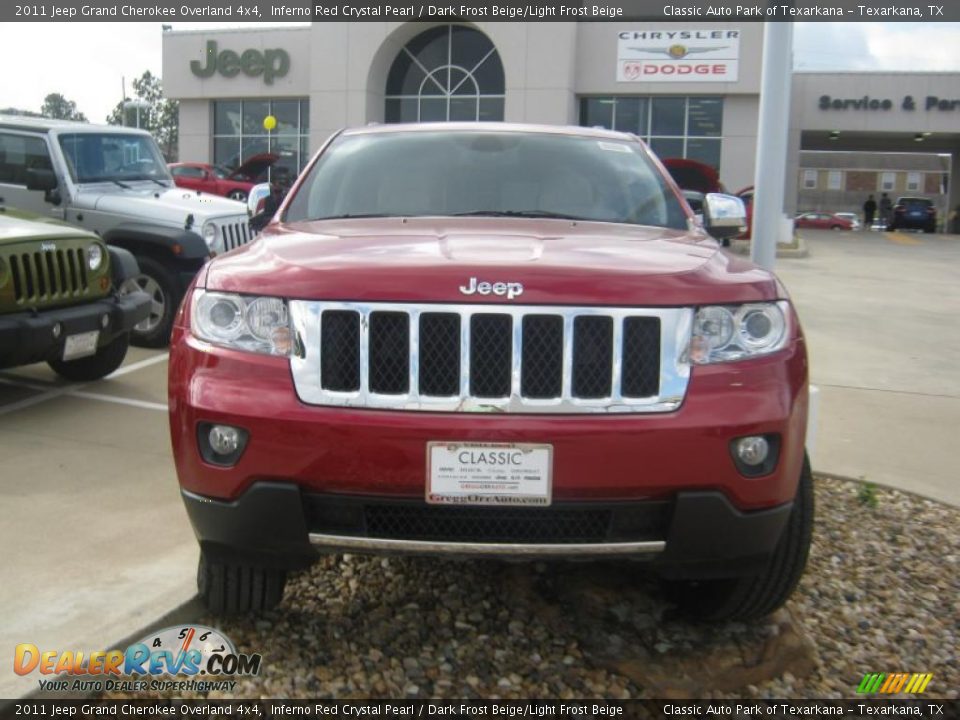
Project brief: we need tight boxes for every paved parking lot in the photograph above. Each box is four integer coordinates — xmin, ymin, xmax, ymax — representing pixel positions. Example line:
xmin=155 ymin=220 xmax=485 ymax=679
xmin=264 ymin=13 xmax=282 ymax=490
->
xmin=0 ymin=348 xmax=196 ymax=699
xmin=775 ymin=228 xmax=960 ymax=507
xmin=1 ymin=226 xmax=957 ymax=698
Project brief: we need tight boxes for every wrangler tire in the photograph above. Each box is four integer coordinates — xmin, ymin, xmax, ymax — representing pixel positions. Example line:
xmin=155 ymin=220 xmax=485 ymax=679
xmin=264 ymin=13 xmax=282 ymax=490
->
xmin=48 ymin=333 xmax=129 ymax=382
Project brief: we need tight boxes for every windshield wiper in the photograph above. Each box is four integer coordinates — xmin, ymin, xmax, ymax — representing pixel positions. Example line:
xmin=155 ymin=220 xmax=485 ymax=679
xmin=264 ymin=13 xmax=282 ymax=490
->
xmin=111 ymin=179 xmax=132 ymax=189
xmin=451 ymin=209 xmax=591 ymax=221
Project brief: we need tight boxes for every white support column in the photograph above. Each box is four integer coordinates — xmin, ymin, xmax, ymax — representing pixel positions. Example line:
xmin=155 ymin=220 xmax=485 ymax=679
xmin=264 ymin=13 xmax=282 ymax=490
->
xmin=750 ymin=22 xmax=794 ymax=271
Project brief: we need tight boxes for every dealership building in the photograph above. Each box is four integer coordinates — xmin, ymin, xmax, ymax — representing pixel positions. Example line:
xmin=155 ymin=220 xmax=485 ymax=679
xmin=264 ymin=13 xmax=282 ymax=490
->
xmin=161 ymin=22 xmax=960 ymax=222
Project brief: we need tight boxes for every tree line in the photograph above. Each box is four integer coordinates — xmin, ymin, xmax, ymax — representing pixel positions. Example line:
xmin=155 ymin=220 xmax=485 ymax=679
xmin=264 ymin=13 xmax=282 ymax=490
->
xmin=1 ymin=70 xmax=179 ymax=160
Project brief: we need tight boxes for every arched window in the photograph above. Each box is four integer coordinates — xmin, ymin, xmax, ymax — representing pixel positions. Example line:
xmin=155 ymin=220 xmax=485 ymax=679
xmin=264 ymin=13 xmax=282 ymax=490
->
xmin=385 ymin=25 xmax=505 ymax=123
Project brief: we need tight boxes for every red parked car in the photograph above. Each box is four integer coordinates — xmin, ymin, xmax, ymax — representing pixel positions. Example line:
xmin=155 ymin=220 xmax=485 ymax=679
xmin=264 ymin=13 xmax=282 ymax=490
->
xmin=169 ymin=124 xmax=811 ymax=622
xmin=168 ymin=154 xmax=278 ymax=201
xmin=793 ymin=212 xmax=855 ymax=231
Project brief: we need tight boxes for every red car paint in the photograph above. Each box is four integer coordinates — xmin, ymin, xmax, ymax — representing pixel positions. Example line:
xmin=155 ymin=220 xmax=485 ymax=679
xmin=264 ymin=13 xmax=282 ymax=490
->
xmin=172 ymin=231 xmax=805 ymax=490
xmin=169 ymin=124 xmax=808 ymax=558
xmin=662 ymin=158 xmax=725 ymax=194
xmin=793 ymin=212 xmax=855 ymax=231
xmin=168 ymin=154 xmax=277 ymax=200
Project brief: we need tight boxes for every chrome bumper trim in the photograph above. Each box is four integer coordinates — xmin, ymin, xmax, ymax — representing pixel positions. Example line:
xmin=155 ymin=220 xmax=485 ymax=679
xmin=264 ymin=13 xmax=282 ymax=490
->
xmin=308 ymin=533 xmax=665 ymax=557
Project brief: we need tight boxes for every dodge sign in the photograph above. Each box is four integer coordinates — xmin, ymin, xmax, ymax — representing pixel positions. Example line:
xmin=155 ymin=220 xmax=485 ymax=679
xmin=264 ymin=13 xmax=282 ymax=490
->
xmin=617 ymin=29 xmax=740 ymax=83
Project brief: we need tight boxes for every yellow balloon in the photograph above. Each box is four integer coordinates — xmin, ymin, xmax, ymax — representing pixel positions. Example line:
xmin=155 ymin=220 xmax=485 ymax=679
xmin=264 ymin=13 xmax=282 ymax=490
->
xmin=263 ymin=115 xmax=277 ymax=131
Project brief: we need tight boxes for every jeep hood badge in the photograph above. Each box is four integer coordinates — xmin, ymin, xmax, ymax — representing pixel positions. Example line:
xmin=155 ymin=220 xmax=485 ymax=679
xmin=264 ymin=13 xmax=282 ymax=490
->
xmin=459 ymin=277 xmax=524 ymax=300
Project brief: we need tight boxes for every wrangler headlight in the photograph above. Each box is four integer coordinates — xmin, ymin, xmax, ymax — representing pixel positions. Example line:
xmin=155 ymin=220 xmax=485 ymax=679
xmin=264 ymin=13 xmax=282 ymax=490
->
xmin=192 ymin=290 xmax=291 ymax=356
xmin=689 ymin=301 xmax=790 ymax=364
xmin=87 ymin=244 xmax=104 ymax=271
xmin=202 ymin=222 xmax=219 ymax=250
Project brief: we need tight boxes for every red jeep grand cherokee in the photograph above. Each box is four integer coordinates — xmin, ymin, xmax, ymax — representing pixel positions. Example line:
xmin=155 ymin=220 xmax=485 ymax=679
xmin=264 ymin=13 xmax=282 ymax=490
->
xmin=169 ymin=124 xmax=811 ymax=621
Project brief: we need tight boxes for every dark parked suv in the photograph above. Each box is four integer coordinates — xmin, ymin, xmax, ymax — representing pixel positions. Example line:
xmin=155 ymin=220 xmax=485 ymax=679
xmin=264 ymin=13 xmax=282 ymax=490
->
xmin=889 ymin=197 xmax=936 ymax=233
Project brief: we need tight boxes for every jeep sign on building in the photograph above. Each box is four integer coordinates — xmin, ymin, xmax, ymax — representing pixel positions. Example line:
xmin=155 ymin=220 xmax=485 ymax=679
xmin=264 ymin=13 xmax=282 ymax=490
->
xmin=162 ymin=22 xmax=960 ymax=216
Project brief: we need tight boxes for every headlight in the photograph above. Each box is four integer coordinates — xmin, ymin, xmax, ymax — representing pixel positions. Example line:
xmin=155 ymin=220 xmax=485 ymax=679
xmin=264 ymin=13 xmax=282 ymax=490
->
xmin=87 ymin=244 xmax=104 ymax=271
xmin=689 ymin=301 xmax=790 ymax=364
xmin=191 ymin=290 xmax=291 ymax=356
xmin=202 ymin=222 xmax=219 ymax=250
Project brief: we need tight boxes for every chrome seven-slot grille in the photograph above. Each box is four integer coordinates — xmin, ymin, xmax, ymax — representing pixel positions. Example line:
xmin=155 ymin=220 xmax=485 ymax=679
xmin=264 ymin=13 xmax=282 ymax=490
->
xmin=222 ymin=220 xmax=253 ymax=251
xmin=7 ymin=247 xmax=91 ymax=304
xmin=289 ymin=302 xmax=693 ymax=413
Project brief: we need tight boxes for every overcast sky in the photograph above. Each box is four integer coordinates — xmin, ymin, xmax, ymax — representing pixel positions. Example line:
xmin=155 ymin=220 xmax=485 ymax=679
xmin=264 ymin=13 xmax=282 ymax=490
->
xmin=2 ymin=22 xmax=959 ymax=123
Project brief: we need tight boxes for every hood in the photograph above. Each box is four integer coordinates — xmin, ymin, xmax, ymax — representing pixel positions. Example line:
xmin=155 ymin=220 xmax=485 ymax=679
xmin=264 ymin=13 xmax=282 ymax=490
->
xmin=229 ymin=153 xmax=278 ymax=181
xmin=0 ymin=208 xmax=97 ymax=243
xmin=662 ymin=158 xmax=724 ymax=194
xmin=76 ymin=184 xmax=247 ymax=225
xmin=204 ymin=218 xmax=783 ymax=306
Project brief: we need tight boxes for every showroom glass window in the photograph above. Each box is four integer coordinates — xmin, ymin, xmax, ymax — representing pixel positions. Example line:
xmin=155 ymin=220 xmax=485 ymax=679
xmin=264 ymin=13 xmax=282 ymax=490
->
xmin=212 ymin=99 xmax=310 ymax=184
xmin=579 ymin=96 xmax=723 ymax=171
xmin=385 ymin=25 xmax=505 ymax=123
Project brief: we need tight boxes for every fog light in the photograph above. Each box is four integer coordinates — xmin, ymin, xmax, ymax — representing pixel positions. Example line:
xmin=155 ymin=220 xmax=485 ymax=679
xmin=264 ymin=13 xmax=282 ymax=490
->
xmin=209 ymin=425 xmax=241 ymax=455
xmin=730 ymin=434 xmax=780 ymax=478
xmin=736 ymin=436 xmax=769 ymax=466
xmin=197 ymin=422 xmax=249 ymax=467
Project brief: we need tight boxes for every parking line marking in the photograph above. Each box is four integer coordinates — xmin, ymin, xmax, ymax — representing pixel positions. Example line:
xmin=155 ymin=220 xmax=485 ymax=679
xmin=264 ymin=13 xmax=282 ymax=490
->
xmin=0 ymin=353 xmax=168 ymax=416
xmin=886 ymin=231 xmax=922 ymax=246
xmin=109 ymin=353 xmax=169 ymax=377
xmin=0 ymin=377 xmax=57 ymax=393
xmin=67 ymin=391 xmax=168 ymax=412
xmin=0 ymin=386 xmax=75 ymax=416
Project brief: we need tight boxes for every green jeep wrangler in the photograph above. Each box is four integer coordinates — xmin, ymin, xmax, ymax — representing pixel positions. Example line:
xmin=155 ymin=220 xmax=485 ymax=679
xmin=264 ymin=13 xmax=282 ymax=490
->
xmin=0 ymin=208 xmax=150 ymax=380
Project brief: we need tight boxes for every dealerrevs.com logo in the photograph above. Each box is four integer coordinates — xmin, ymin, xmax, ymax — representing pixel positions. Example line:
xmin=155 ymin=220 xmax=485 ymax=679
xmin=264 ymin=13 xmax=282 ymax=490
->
xmin=14 ymin=625 xmax=261 ymax=693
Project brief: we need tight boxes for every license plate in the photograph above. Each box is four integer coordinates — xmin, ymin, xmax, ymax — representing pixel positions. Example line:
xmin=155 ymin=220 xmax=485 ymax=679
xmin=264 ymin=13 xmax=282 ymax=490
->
xmin=62 ymin=330 xmax=100 ymax=361
xmin=426 ymin=442 xmax=552 ymax=506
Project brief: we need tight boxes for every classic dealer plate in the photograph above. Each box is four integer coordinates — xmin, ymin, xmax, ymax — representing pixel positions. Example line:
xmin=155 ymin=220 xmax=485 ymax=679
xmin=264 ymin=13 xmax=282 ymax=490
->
xmin=62 ymin=330 xmax=100 ymax=361
xmin=426 ymin=442 xmax=553 ymax=506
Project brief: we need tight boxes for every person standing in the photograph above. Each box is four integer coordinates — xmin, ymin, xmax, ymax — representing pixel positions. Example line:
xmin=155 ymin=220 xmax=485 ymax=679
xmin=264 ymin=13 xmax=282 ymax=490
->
xmin=879 ymin=192 xmax=893 ymax=229
xmin=863 ymin=194 xmax=877 ymax=229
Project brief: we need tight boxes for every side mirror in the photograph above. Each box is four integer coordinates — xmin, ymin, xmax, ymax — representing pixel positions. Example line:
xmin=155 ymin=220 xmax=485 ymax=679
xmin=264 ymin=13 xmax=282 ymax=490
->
xmin=26 ymin=168 xmax=58 ymax=192
xmin=247 ymin=183 xmax=272 ymax=217
xmin=703 ymin=193 xmax=747 ymax=240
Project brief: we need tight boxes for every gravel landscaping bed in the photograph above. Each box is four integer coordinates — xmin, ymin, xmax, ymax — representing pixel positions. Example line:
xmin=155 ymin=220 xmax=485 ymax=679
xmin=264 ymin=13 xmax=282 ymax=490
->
xmin=108 ymin=475 xmax=958 ymax=700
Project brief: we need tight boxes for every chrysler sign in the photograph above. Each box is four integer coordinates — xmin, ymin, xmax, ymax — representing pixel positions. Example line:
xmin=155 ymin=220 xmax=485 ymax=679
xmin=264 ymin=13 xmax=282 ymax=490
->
xmin=617 ymin=29 xmax=740 ymax=83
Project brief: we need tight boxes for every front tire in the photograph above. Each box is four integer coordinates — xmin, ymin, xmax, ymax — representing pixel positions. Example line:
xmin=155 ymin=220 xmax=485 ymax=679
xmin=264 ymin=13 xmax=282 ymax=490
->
xmin=48 ymin=333 xmax=129 ymax=382
xmin=666 ymin=455 xmax=814 ymax=622
xmin=198 ymin=553 xmax=287 ymax=616
xmin=119 ymin=257 xmax=178 ymax=348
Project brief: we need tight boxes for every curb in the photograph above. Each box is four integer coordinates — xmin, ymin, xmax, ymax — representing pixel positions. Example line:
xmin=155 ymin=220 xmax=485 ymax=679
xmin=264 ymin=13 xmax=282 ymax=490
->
xmin=730 ymin=237 xmax=809 ymax=259
xmin=3 ymin=595 xmax=203 ymax=706
xmin=811 ymin=470 xmax=959 ymax=509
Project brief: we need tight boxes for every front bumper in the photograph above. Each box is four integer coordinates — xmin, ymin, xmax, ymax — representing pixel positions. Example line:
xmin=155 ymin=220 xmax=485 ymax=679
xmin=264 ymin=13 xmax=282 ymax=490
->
xmin=170 ymin=316 xmax=808 ymax=576
xmin=0 ymin=292 xmax=150 ymax=369
xmin=182 ymin=482 xmax=793 ymax=578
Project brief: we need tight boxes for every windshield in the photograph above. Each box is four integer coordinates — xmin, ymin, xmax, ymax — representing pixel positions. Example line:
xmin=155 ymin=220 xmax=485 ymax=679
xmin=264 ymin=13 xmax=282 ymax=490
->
xmin=284 ymin=130 xmax=688 ymax=229
xmin=57 ymin=133 xmax=172 ymax=184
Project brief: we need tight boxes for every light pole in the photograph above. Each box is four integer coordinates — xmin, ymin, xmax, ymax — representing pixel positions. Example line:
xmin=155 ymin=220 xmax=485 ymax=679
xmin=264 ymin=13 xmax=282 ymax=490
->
xmin=123 ymin=99 xmax=150 ymax=129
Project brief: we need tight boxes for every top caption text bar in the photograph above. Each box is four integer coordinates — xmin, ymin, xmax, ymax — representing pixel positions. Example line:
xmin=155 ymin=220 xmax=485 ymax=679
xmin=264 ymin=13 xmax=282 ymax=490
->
xmin=4 ymin=0 xmax=960 ymax=23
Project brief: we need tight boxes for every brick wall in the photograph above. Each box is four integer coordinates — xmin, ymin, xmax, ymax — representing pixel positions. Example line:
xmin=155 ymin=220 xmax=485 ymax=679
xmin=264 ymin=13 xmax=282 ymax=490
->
xmin=846 ymin=171 xmax=878 ymax=193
